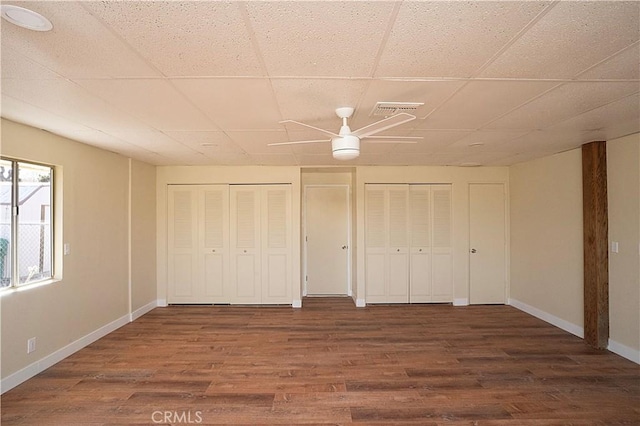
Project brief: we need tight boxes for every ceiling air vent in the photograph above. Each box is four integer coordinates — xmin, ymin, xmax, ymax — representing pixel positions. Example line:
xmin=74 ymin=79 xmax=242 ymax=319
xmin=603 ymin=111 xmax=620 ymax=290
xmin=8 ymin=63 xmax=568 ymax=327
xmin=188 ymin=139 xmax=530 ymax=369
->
xmin=371 ymin=101 xmax=424 ymax=116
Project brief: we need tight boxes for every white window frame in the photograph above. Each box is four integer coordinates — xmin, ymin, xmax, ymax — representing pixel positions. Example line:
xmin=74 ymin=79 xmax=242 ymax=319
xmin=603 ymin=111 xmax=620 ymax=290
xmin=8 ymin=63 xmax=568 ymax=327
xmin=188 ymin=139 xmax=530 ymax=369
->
xmin=0 ymin=157 xmax=55 ymax=290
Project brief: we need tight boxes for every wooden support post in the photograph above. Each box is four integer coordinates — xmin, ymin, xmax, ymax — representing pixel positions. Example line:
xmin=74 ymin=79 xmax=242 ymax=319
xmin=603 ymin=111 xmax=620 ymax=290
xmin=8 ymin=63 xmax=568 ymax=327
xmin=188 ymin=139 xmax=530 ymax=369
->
xmin=582 ymin=141 xmax=609 ymax=349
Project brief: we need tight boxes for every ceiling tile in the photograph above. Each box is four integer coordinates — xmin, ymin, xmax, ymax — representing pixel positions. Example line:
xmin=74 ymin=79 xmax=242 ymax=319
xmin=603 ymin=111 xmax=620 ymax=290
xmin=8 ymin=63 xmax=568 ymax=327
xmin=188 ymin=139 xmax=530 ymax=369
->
xmin=420 ymin=81 xmax=559 ymax=130
xmin=486 ymin=82 xmax=640 ymax=130
xmin=444 ymin=130 xmax=531 ymax=152
xmin=375 ymin=1 xmax=551 ymax=78
xmin=576 ymin=43 xmax=640 ymax=80
xmin=480 ymin=1 xmax=640 ymax=78
xmin=163 ymin=131 xmax=244 ymax=154
xmin=0 ymin=46 xmax=62 ymax=80
xmin=173 ymin=78 xmax=281 ymax=130
xmin=271 ymin=78 xmax=370 ymax=129
xmin=74 ymin=79 xmax=217 ymax=131
xmin=226 ymin=130 xmax=292 ymax=155
xmin=549 ymin=94 xmax=640 ymax=133
xmin=1 ymin=78 xmax=147 ymax=131
xmin=354 ymin=80 xmax=466 ymax=128
xmin=246 ymin=2 xmax=396 ymax=77
xmin=0 ymin=1 xmax=160 ymax=78
xmin=102 ymin=129 xmax=187 ymax=153
xmin=250 ymin=154 xmax=299 ymax=166
xmin=83 ymin=1 xmax=264 ymax=77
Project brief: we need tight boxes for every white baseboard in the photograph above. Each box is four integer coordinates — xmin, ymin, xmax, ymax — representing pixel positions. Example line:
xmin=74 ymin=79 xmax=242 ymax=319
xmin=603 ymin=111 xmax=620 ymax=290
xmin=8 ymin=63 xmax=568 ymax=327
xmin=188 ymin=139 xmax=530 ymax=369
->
xmin=1 ymin=313 xmax=130 ymax=394
xmin=355 ymin=298 xmax=366 ymax=308
xmin=157 ymin=298 xmax=167 ymax=307
xmin=292 ymin=299 xmax=302 ymax=308
xmin=508 ymin=298 xmax=584 ymax=338
xmin=130 ymin=299 xmax=159 ymax=321
xmin=608 ymin=338 xmax=640 ymax=364
xmin=453 ymin=298 xmax=469 ymax=306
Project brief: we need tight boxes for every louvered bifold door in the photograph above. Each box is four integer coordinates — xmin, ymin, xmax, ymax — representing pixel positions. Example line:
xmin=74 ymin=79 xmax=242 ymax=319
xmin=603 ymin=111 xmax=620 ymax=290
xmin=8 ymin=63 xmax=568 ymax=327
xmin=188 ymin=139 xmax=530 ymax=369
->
xmin=261 ymin=185 xmax=292 ymax=304
xmin=365 ymin=184 xmax=409 ymax=303
xmin=199 ymin=185 xmax=229 ymax=303
xmin=168 ymin=186 xmax=199 ymax=303
xmin=431 ymin=185 xmax=453 ymax=302
xmin=409 ymin=185 xmax=432 ymax=303
xmin=365 ymin=185 xmax=387 ymax=303
xmin=230 ymin=186 xmax=262 ymax=304
xmin=387 ymin=185 xmax=410 ymax=303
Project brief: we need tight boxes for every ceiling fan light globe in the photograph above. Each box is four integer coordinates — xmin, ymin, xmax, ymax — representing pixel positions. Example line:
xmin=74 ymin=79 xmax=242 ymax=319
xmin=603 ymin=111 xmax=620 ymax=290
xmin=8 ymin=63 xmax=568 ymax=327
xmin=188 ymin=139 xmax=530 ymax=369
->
xmin=332 ymin=136 xmax=360 ymax=160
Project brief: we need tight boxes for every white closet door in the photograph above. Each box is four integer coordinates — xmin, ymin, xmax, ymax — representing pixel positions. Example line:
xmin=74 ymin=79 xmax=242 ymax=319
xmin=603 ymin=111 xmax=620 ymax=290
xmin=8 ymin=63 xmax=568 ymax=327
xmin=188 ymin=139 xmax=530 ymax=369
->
xmin=199 ymin=186 xmax=229 ymax=302
xmin=431 ymin=185 xmax=453 ymax=302
xmin=261 ymin=186 xmax=292 ymax=304
xmin=409 ymin=185 xmax=432 ymax=303
xmin=365 ymin=185 xmax=388 ymax=302
xmin=230 ymin=186 xmax=261 ymax=304
xmin=387 ymin=186 xmax=409 ymax=303
xmin=365 ymin=184 xmax=409 ymax=303
xmin=168 ymin=187 xmax=198 ymax=303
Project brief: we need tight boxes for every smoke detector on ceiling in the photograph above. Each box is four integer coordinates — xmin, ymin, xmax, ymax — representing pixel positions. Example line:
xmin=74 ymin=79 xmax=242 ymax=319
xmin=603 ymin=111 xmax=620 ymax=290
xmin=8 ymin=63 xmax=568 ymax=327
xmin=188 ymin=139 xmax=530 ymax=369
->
xmin=371 ymin=102 xmax=424 ymax=117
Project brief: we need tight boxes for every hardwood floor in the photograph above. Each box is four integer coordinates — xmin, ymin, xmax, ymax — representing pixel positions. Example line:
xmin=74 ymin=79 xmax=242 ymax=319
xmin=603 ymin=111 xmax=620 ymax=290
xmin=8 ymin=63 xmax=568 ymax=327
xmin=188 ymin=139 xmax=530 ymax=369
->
xmin=2 ymin=297 xmax=639 ymax=425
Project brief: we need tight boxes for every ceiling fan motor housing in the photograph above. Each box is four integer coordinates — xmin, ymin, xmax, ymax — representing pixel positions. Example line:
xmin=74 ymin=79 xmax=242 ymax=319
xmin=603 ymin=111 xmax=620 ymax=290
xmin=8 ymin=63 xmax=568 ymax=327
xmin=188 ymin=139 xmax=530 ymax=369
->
xmin=332 ymin=135 xmax=360 ymax=160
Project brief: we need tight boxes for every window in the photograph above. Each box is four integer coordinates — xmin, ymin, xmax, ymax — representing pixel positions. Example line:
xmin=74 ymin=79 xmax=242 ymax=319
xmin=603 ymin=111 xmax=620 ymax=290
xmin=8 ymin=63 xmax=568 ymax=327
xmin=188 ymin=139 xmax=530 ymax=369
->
xmin=0 ymin=158 xmax=54 ymax=289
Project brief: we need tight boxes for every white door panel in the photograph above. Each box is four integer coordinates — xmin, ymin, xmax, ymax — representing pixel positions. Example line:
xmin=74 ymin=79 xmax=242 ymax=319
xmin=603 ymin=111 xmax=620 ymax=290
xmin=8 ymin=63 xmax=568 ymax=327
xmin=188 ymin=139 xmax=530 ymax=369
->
xmin=469 ymin=183 xmax=506 ymax=304
xmin=305 ymin=186 xmax=350 ymax=295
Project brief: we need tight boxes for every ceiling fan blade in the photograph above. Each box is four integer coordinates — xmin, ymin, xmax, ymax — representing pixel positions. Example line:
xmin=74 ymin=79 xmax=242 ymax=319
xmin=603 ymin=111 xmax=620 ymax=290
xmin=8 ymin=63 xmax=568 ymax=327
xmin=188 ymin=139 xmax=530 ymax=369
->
xmin=363 ymin=140 xmax=418 ymax=144
xmin=351 ymin=113 xmax=416 ymax=139
xmin=279 ymin=120 xmax=339 ymax=138
xmin=267 ymin=139 xmax=330 ymax=146
xmin=364 ymin=135 xmax=423 ymax=140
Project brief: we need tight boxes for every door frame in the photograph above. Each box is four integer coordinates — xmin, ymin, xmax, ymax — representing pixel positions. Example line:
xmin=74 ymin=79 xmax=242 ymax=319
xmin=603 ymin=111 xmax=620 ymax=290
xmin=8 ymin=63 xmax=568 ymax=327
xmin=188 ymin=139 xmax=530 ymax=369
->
xmin=467 ymin=182 xmax=510 ymax=304
xmin=303 ymin=184 xmax=352 ymax=296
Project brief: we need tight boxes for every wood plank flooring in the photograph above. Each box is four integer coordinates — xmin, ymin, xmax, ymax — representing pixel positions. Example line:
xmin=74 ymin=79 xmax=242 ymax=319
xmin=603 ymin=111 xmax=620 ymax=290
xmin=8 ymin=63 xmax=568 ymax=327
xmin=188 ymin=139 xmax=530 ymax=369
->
xmin=2 ymin=297 xmax=639 ymax=425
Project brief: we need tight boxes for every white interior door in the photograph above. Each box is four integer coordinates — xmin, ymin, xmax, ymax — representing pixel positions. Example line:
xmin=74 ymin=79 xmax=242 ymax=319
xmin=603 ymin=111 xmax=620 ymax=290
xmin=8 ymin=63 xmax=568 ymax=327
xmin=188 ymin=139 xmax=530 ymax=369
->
xmin=261 ymin=186 xmax=292 ymax=303
xmin=305 ymin=186 xmax=349 ymax=295
xmin=469 ymin=183 xmax=506 ymax=304
xmin=168 ymin=187 xmax=198 ymax=303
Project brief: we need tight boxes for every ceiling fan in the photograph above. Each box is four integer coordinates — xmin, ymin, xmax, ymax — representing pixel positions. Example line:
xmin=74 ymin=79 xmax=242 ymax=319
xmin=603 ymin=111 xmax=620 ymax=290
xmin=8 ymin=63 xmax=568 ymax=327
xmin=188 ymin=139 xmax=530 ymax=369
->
xmin=268 ymin=107 xmax=421 ymax=160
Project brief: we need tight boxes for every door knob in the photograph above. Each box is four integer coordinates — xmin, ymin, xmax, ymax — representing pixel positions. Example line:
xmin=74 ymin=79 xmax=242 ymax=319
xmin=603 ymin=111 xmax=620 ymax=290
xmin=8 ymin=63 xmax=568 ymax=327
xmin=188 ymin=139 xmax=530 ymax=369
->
xmin=341 ymin=245 xmax=348 ymax=249
xmin=470 ymin=248 xmax=477 ymax=253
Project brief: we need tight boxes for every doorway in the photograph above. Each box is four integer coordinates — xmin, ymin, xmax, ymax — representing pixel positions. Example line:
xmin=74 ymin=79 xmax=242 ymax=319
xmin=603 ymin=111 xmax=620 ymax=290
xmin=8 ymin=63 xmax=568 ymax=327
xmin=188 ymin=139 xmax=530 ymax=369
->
xmin=469 ymin=183 xmax=507 ymax=304
xmin=304 ymin=185 xmax=350 ymax=295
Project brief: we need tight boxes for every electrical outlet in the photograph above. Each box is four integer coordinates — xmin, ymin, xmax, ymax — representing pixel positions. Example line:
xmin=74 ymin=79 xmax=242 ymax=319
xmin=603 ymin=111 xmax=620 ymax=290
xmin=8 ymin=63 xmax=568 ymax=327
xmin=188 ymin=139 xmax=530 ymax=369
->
xmin=64 ymin=243 xmax=70 ymax=256
xmin=27 ymin=337 xmax=36 ymax=354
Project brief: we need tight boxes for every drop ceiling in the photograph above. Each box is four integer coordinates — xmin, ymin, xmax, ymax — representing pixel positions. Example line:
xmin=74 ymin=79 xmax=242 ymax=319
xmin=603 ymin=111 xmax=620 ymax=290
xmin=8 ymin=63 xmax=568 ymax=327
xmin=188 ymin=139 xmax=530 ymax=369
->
xmin=1 ymin=1 xmax=638 ymax=167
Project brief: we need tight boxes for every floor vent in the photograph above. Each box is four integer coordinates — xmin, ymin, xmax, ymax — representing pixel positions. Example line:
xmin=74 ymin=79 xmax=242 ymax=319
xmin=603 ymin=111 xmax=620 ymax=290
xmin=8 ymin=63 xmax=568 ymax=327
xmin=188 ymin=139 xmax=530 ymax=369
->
xmin=371 ymin=101 xmax=424 ymax=116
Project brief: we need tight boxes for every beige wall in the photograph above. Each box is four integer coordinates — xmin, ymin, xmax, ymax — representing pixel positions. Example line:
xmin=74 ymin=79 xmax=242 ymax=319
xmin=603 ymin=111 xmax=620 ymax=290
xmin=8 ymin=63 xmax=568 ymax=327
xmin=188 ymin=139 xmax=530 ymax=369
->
xmin=509 ymin=149 xmax=584 ymax=331
xmin=355 ymin=166 xmax=510 ymax=305
xmin=0 ymin=119 xmax=156 ymax=382
xmin=607 ymin=133 xmax=640 ymax=359
xmin=130 ymin=159 xmax=157 ymax=312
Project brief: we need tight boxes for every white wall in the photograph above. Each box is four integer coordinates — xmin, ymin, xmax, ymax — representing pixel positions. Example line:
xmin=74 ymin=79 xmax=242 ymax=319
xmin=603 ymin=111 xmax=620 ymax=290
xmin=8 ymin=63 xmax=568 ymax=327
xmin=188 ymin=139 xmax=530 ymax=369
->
xmin=156 ymin=166 xmax=301 ymax=305
xmin=509 ymin=149 xmax=584 ymax=335
xmin=355 ymin=166 xmax=510 ymax=306
xmin=0 ymin=119 xmax=157 ymax=390
xmin=607 ymin=133 xmax=640 ymax=362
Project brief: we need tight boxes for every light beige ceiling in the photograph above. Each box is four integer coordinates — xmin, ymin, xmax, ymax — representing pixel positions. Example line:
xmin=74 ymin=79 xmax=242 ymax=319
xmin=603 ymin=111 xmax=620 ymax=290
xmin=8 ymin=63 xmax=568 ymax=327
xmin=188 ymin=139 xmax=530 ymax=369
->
xmin=1 ymin=1 xmax=638 ymax=167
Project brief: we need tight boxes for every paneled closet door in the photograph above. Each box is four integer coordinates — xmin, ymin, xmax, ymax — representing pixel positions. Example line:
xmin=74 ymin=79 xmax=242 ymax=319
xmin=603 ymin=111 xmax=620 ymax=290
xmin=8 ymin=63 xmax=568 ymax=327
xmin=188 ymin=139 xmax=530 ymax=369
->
xmin=431 ymin=185 xmax=453 ymax=302
xmin=168 ymin=186 xmax=199 ymax=303
xmin=409 ymin=185 xmax=432 ymax=303
xmin=261 ymin=186 xmax=292 ymax=304
xmin=199 ymin=186 xmax=229 ymax=303
xmin=230 ymin=186 xmax=262 ymax=304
